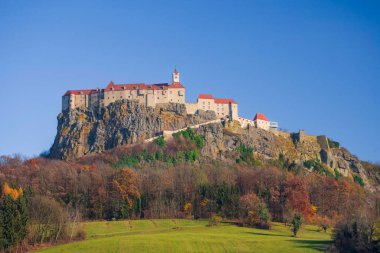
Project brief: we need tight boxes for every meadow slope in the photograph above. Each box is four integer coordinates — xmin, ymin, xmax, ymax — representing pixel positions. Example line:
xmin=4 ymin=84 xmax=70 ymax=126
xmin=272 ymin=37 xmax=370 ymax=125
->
xmin=36 ymin=219 xmax=331 ymax=253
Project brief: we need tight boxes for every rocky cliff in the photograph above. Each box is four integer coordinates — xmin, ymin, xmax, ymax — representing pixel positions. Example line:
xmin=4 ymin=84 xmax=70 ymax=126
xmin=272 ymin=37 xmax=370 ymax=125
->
xmin=50 ymin=100 xmax=372 ymax=190
xmin=50 ymin=101 xmax=216 ymax=160
xmin=198 ymin=123 xmax=372 ymax=190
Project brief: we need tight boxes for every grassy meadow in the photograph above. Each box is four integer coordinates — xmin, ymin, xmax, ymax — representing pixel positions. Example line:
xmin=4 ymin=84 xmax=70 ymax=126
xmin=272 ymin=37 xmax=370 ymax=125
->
xmin=36 ymin=219 xmax=332 ymax=253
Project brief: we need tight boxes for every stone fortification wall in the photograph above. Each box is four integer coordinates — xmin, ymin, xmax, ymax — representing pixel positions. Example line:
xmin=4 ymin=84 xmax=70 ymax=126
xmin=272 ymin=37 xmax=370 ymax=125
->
xmin=185 ymin=103 xmax=198 ymax=114
xmin=317 ymin=135 xmax=330 ymax=151
xmin=277 ymin=130 xmax=291 ymax=139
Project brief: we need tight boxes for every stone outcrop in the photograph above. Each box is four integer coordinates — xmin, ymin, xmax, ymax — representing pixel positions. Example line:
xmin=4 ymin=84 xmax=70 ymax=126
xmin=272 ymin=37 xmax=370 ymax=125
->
xmin=50 ymin=101 xmax=216 ymax=160
xmin=50 ymin=101 xmax=371 ymax=190
xmin=197 ymin=123 xmax=371 ymax=189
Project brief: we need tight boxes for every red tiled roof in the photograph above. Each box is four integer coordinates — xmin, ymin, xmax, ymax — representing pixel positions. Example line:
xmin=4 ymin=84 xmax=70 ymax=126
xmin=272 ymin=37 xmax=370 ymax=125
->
xmin=253 ymin=113 xmax=269 ymax=121
xmin=168 ymin=82 xmax=184 ymax=88
xmin=104 ymin=82 xmax=171 ymax=92
xmin=64 ymin=89 xmax=99 ymax=96
xmin=198 ymin=94 xmax=214 ymax=99
xmin=214 ymin=98 xmax=237 ymax=104
xmin=198 ymin=94 xmax=237 ymax=104
xmin=64 ymin=80 xmax=184 ymax=96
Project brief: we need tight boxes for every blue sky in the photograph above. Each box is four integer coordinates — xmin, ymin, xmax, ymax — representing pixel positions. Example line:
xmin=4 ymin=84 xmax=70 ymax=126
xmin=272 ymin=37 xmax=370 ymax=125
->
xmin=0 ymin=0 xmax=379 ymax=162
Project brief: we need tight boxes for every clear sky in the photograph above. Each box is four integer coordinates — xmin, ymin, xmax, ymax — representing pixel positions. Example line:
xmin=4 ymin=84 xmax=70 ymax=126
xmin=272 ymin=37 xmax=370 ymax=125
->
xmin=0 ymin=0 xmax=379 ymax=162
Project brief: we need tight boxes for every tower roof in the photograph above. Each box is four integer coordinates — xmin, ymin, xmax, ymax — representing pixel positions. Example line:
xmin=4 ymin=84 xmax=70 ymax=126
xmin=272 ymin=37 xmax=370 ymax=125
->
xmin=169 ymin=82 xmax=184 ymax=88
xmin=253 ymin=113 xmax=269 ymax=121
xmin=198 ymin=94 xmax=214 ymax=99
xmin=198 ymin=94 xmax=237 ymax=104
xmin=173 ymin=68 xmax=179 ymax=74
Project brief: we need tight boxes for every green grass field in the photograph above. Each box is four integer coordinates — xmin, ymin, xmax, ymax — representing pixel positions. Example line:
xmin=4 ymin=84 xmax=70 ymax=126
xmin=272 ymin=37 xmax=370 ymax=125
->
xmin=36 ymin=219 xmax=332 ymax=253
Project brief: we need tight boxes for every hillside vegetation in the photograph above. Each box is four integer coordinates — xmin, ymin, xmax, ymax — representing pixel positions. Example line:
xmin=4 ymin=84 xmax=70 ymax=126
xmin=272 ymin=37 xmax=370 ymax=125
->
xmin=1 ymin=115 xmax=380 ymax=252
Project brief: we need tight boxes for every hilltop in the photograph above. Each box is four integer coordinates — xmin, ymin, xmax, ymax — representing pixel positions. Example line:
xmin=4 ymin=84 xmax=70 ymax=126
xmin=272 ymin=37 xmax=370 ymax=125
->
xmin=49 ymin=100 xmax=375 ymax=191
xmin=2 ymin=99 xmax=379 ymax=252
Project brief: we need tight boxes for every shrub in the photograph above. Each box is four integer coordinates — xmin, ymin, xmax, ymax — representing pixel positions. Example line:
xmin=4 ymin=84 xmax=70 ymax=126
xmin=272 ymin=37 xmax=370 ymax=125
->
xmin=154 ymin=136 xmax=166 ymax=147
xmin=303 ymin=159 xmax=319 ymax=169
xmin=183 ymin=202 xmax=192 ymax=217
xmin=291 ymin=213 xmax=302 ymax=237
xmin=114 ymin=155 xmax=139 ymax=168
xmin=73 ymin=227 xmax=86 ymax=241
xmin=328 ymin=138 xmax=340 ymax=149
xmin=28 ymin=195 xmax=69 ymax=244
xmin=334 ymin=169 xmax=342 ymax=179
xmin=316 ymin=216 xmax=333 ymax=233
xmin=239 ymin=193 xmax=271 ymax=229
xmin=333 ymin=216 xmax=379 ymax=253
xmin=236 ymin=144 xmax=255 ymax=164
xmin=208 ymin=215 xmax=222 ymax=226
xmin=353 ymin=175 xmax=365 ymax=187
xmin=172 ymin=128 xmax=204 ymax=148
xmin=315 ymin=166 xmax=334 ymax=177
xmin=304 ymin=159 xmax=334 ymax=177
xmin=257 ymin=204 xmax=271 ymax=229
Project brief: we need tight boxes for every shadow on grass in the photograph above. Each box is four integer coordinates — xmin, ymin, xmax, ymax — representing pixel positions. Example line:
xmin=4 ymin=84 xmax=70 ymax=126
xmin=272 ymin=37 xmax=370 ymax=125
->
xmin=288 ymin=239 xmax=332 ymax=252
xmin=246 ymin=231 xmax=289 ymax=237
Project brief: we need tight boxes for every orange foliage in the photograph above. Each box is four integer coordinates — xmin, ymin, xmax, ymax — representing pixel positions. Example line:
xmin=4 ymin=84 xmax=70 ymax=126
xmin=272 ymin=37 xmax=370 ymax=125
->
xmin=2 ymin=182 xmax=23 ymax=200
xmin=284 ymin=173 xmax=314 ymax=221
xmin=200 ymin=198 xmax=209 ymax=207
xmin=183 ymin=202 xmax=192 ymax=213
xmin=24 ymin=158 xmax=41 ymax=168
xmin=112 ymin=169 xmax=140 ymax=208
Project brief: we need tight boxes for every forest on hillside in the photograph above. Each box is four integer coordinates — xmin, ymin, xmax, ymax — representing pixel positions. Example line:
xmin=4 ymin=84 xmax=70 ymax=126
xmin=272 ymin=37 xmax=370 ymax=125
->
xmin=1 ymin=128 xmax=379 ymax=252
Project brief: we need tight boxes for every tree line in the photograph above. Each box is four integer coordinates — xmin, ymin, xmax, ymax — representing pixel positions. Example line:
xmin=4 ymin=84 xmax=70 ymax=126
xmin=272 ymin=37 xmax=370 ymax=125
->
xmin=0 ymin=129 xmax=379 ymax=252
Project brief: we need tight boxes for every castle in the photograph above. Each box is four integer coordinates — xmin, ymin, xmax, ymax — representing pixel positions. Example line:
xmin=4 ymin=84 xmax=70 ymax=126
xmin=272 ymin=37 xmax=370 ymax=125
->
xmin=62 ymin=69 xmax=238 ymax=120
xmin=62 ymin=69 xmax=278 ymax=131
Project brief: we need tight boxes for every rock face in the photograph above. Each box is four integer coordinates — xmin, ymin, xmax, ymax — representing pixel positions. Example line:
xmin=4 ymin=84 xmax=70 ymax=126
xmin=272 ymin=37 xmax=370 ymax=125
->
xmin=197 ymin=123 xmax=371 ymax=190
xmin=50 ymin=101 xmax=371 ymax=190
xmin=50 ymin=101 xmax=216 ymax=160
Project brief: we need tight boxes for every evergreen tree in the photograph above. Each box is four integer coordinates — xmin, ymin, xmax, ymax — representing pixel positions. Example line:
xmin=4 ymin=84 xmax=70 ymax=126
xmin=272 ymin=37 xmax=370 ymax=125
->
xmin=291 ymin=213 xmax=302 ymax=237
xmin=0 ymin=183 xmax=28 ymax=251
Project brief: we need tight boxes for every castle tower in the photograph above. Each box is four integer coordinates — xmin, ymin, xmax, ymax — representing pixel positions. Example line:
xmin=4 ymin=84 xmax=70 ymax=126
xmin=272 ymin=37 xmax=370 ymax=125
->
xmin=172 ymin=68 xmax=180 ymax=83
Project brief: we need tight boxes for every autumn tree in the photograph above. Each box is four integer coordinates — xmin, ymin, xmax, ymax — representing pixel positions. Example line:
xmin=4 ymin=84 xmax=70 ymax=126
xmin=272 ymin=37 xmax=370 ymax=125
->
xmin=284 ymin=174 xmax=314 ymax=222
xmin=28 ymin=195 xmax=70 ymax=244
xmin=110 ymin=168 xmax=140 ymax=219
xmin=333 ymin=214 xmax=380 ymax=252
xmin=240 ymin=193 xmax=271 ymax=229
xmin=316 ymin=215 xmax=333 ymax=233
xmin=0 ymin=182 xmax=28 ymax=252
